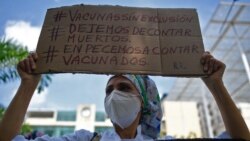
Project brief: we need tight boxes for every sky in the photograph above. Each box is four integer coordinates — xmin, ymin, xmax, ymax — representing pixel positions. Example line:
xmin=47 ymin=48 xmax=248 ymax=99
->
xmin=0 ymin=0 xmax=222 ymax=112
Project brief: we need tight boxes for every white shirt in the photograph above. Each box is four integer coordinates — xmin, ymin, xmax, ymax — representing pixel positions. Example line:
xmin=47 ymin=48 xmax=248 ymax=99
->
xmin=12 ymin=125 xmax=230 ymax=141
xmin=13 ymin=126 xmax=157 ymax=141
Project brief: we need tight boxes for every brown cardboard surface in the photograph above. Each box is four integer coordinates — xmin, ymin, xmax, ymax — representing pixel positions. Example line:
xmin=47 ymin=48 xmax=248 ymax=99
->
xmin=35 ymin=4 xmax=206 ymax=76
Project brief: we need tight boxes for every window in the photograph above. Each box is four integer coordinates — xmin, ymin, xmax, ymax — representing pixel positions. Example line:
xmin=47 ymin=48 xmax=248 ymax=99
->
xmin=57 ymin=111 xmax=76 ymax=121
xmin=95 ymin=126 xmax=113 ymax=133
xmin=95 ymin=111 xmax=106 ymax=122
xmin=28 ymin=111 xmax=54 ymax=118
xmin=31 ymin=126 xmax=75 ymax=136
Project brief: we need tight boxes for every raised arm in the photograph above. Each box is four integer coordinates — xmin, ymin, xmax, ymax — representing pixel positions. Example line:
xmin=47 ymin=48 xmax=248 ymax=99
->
xmin=0 ymin=53 xmax=41 ymax=141
xmin=201 ymin=51 xmax=250 ymax=140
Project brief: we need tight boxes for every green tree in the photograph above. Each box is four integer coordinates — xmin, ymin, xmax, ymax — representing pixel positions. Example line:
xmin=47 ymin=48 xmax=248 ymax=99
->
xmin=0 ymin=108 xmax=4 ymax=119
xmin=0 ymin=38 xmax=52 ymax=93
xmin=20 ymin=123 xmax=33 ymax=135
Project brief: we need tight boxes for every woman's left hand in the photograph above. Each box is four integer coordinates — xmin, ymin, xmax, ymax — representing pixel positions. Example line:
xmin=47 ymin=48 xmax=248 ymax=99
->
xmin=200 ymin=52 xmax=250 ymax=140
xmin=201 ymin=51 xmax=226 ymax=84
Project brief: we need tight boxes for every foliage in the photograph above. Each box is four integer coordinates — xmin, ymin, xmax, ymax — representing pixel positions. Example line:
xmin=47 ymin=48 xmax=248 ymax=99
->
xmin=0 ymin=38 xmax=52 ymax=93
xmin=20 ymin=123 xmax=33 ymax=135
xmin=0 ymin=39 xmax=28 ymax=83
xmin=0 ymin=108 xmax=4 ymax=119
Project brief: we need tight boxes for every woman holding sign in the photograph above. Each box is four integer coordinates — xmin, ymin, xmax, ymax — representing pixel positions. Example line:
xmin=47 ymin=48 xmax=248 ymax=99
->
xmin=0 ymin=52 xmax=249 ymax=141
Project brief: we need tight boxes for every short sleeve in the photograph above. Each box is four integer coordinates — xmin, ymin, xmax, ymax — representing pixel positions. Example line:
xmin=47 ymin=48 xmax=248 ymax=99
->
xmin=12 ymin=129 xmax=94 ymax=141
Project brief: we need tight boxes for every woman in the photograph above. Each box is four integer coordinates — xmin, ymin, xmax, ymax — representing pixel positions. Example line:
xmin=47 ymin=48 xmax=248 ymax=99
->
xmin=0 ymin=52 xmax=249 ymax=141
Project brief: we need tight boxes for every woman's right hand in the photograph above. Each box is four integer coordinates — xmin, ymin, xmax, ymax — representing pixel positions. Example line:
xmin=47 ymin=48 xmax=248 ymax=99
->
xmin=0 ymin=53 xmax=41 ymax=141
xmin=17 ymin=52 xmax=41 ymax=83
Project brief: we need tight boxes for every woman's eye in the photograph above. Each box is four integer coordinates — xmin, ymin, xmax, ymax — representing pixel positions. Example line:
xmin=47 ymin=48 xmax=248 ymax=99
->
xmin=106 ymin=87 xmax=113 ymax=95
xmin=119 ymin=85 xmax=131 ymax=92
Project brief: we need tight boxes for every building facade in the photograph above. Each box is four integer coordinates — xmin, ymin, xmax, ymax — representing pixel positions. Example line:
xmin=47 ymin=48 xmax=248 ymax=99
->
xmin=197 ymin=101 xmax=250 ymax=137
xmin=25 ymin=104 xmax=112 ymax=136
xmin=161 ymin=101 xmax=202 ymax=138
xmin=25 ymin=102 xmax=250 ymax=138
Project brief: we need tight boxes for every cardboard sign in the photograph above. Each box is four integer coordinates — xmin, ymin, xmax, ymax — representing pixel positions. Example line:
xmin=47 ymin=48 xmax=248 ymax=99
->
xmin=35 ymin=4 xmax=205 ymax=76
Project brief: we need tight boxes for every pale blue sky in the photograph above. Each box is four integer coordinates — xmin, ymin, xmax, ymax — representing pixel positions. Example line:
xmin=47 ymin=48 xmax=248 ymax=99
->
xmin=0 ymin=0 xmax=223 ymax=111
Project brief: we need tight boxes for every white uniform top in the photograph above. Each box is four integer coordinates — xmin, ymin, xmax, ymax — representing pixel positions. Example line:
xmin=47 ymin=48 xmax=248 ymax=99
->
xmin=12 ymin=125 xmax=230 ymax=141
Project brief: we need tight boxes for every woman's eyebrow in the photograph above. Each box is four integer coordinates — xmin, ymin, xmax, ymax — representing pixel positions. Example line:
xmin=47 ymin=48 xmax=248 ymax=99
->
xmin=118 ymin=81 xmax=133 ymax=87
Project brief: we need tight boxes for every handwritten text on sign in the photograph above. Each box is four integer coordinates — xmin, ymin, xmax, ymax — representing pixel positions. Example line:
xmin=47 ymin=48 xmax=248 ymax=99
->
xmin=35 ymin=5 xmax=205 ymax=76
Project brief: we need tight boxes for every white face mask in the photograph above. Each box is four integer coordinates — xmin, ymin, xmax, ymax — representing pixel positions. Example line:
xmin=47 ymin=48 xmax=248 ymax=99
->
xmin=104 ymin=90 xmax=141 ymax=129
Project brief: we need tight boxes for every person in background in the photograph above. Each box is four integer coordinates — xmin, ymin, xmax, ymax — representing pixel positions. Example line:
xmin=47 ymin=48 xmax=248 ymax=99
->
xmin=0 ymin=52 xmax=249 ymax=141
xmin=24 ymin=130 xmax=44 ymax=140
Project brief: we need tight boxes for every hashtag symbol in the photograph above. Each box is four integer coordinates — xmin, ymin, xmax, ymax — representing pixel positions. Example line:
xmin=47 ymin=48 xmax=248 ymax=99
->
xmin=48 ymin=25 xmax=65 ymax=41
xmin=53 ymin=11 xmax=67 ymax=22
xmin=42 ymin=46 xmax=58 ymax=63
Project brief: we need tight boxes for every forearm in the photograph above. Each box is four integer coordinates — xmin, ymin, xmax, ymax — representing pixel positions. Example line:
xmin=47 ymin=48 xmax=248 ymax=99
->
xmin=205 ymin=80 xmax=250 ymax=140
xmin=0 ymin=81 xmax=38 ymax=141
